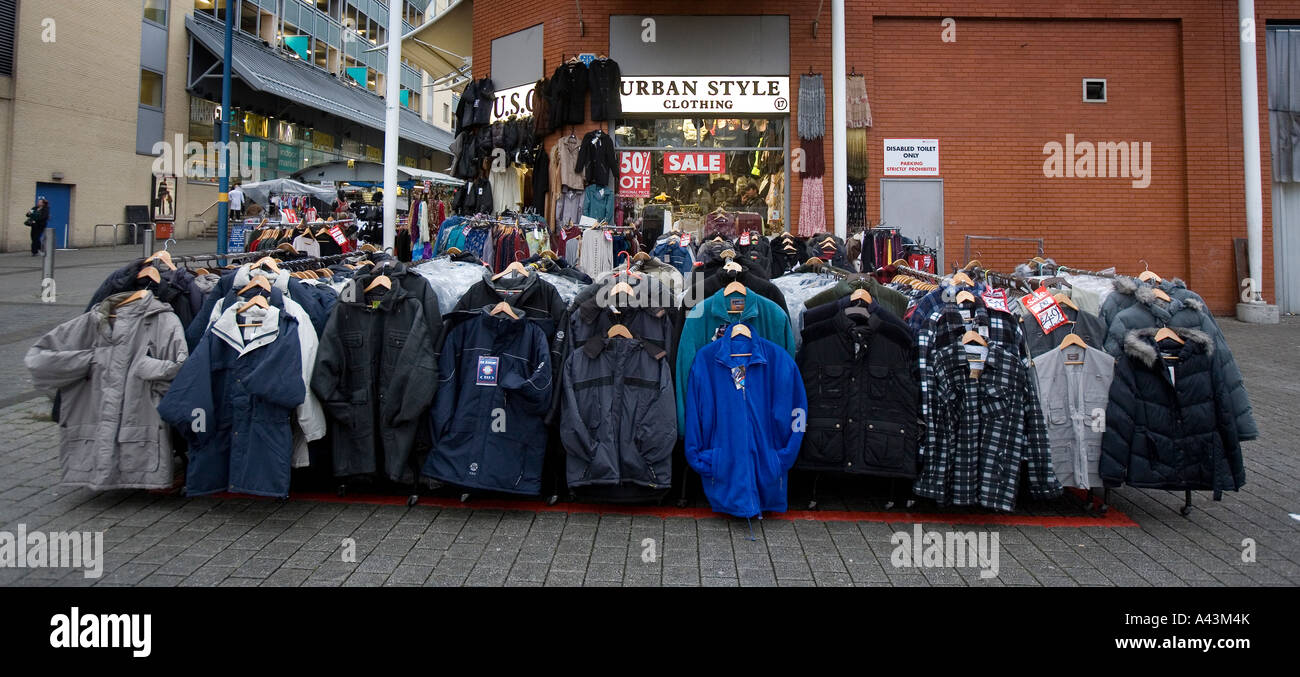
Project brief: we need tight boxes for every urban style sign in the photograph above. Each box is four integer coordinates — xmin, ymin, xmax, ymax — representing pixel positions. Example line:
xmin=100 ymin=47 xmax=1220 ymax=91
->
xmin=883 ymin=139 xmax=941 ymax=176
xmin=620 ymin=77 xmax=791 ymax=114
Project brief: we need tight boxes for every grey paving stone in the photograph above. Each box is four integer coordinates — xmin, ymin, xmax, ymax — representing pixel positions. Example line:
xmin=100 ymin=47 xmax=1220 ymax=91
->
xmin=544 ymin=571 xmax=585 ymax=587
xmin=261 ymin=568 xmax=311 ymax=587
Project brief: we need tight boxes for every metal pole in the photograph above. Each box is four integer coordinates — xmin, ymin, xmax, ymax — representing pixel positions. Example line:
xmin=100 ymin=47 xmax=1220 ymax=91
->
xmin=381 ymin=0 xmax=403 ymax=253
xmin=42 ymin=227 xmax=55 ymax=281
xmin=831 ymin=0 xmax=848 ymax=239
xmin=1239 ymin=0 xmax=1265 ymax=303
xmin=142 ymin=226 xmax=155 ymax=260
xmin=217 ymin=0 xmax=235 ymax=267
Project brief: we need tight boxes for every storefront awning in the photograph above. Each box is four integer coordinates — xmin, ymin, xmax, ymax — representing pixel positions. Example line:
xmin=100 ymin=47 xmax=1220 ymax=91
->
xmin=367 ymin=0 xmax=473 ymax=91
xmin=185 ymin=12 xmax=452 ymax=152
xmin=292 ymin=160 xmax=461 ymax=187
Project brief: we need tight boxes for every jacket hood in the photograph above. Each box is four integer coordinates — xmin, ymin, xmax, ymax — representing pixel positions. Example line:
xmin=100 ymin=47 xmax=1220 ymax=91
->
xmin=1122 ymin=326 xmax=1215 ymax=368
xmin=479 ymin=267 xmax=540 ymax=299
xmin=1131 ymin=283 xmax=1191 ymax=323
xmin=96 ymin=290 xmax=173 ymax=324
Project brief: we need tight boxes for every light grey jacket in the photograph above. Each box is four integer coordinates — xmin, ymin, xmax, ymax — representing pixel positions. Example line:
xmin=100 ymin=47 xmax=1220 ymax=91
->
xmin=26 ymin=291 xmax=188 ymax=490
xmin=1031 ymin=344 xmax=1115 ymax=490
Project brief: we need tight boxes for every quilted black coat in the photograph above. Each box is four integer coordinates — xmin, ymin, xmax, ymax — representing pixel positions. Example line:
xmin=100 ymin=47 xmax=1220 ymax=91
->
xmin=1100 ymin=327 xmax=1245 ymax=495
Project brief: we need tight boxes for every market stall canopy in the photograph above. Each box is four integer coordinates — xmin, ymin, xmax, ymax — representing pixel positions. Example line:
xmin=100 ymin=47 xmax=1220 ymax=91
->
xmin=366 ymin=0 xmax=473 ymax=91
xmin=185 ymin=12 xmax=452 ymax=152
xmin=292 ymin=160 xmax=461 ymax=186
xmin=237 ymin=178 xmax=339 ymax=206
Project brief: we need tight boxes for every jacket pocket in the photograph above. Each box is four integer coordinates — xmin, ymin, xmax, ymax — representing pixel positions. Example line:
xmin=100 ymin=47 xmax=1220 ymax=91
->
xmin=861 ymin=420 xmax=909 ymax=473
xmin=818 ymin=365 xmax=846 ymax=399
xmin=116 ymin=425 xmax=162 ymax=473
xmin=61 ymin=424 xmax=98 ymax=472
xmin=799 ymin=417 xmax=843 ymax=467
xmin=868 ymin=365 xmax=893 ymax=398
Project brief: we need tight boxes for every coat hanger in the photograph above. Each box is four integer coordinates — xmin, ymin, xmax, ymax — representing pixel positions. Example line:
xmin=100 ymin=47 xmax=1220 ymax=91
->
xmin=145 ymin=250 xmax=176 ymax=271
xmin=724 ymin=280 xmax=747 ymax=308
xmin=1058 ymin=333 xmax=1088 ymax=351
xmin=136 ymin=266 xmax=161 ymax=285
xmin=1154 ymin=327 xmax=1184 ymax=345
xmin=253 ymin=256 xmax=281 ymax=274
xmin=1137 ymin=260 xmax=1162 ymax=283
xmin=492 ymin=261 xmax=529 ymax=281
xmin=632 ymin=251 xmax=651 ymax=263
xmin=1053 ymin=292 xmax=1079 ymax=311
xmin=606 ymin=324 xmax=632 ymax=339
xmin=961 ymin=330 xmax=988 ymax=346
xmin=236 ymin=293 xmax=269 ymax=318
xmin=1152 ymin=288 xmax=1173 ymax=303
xmin=951 ymin=271 xmax=975 ymax=287
xmin=849 ymin=288 xmax=873 ymax=304
xmin=363 ymin=275 xmax=391 ymax=293
xmin=490 ymin=301 xmax=519 ymax=319
xmin=113 ymin=289 xmax=149 ymax=312
xmin=238 ymin=276 xmax=272 ymax=295
xmin=955 ymin=290 xmax=976 ymax=305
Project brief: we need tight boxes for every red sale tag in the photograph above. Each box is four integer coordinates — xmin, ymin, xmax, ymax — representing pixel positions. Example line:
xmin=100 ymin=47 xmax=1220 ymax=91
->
xmin=327 ymin=225 xmax=346 ymax=245
xmin=679 ymin=232 xmax=691 ymax=247
xmin=603 ymin=230 xmax=613 ymax=242
xmin=739 ymin=233 xmax=751 ymax=246
xmin=980 ymin=288 xmax=1009 ymax=313
xmin=1023 ymin=286 xmax=1068 ymax=333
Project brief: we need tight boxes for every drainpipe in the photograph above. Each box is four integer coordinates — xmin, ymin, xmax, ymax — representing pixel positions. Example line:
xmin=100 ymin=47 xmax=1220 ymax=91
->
xmin=1237 ymin=0 xmax=1279 ymax=322
xmin=382 ymin=0 xmax=402 ymax=252
xmin=831 ymin=0 xmax=847 ymax=239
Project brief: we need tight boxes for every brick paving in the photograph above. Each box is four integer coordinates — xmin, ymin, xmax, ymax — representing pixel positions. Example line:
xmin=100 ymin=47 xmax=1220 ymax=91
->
xmin=0 ymin=296 xmax=1297 ymax=585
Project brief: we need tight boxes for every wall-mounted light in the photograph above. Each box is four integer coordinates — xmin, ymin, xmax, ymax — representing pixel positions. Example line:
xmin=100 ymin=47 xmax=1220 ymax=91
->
xmin=51 ymin=172 xmax=64 ymax=181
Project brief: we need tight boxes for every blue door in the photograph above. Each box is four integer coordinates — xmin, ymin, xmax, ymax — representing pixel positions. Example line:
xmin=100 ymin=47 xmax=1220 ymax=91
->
xmin=35 ymin=182 xmax=72 ymax=249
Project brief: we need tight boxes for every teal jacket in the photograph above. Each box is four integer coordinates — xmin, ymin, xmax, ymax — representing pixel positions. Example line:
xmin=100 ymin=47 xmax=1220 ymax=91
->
xmin=675 ymin=287 xmax=795 ymax=433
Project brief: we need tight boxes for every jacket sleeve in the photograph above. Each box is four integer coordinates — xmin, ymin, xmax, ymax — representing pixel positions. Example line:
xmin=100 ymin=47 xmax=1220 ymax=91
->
xmin=558 ymin=354 xmax=595 ymax=462
xmin=683 ymin=350 xmax=716 ymax=478
xmin=575 ymin=137 xmax=590 ymax=178
xmin=675 ymin=308 xmax=706 ymax=434
xmin=499 ymin=327 xmax=554 ymax=415
xmin=25 ymin=314 xmax=96 ymax=390
xmin=637 ymin=356 xmax=678 ymax=469
xmin=1201 ymin=315 xmax=1257 ymax=441
xmin=1099 ymin=358 xmax=1138 ymax=488
xmin=285 ymin=299 xmax=327 ymax=447
xmin=1020 ymin=366 xmax=1062 ymax=499
xmin=1211 ymin=349 xmax=1247 ymax=492
xmin=245 ymin=323 xmax=306 ymax=411
xmin=157 ymin=338 xmax=215 ymax=449
xmin=186 ymin=275 xmax=231 ymax=349
xmin=383 ymin=305 xmax=438 ymax=426
xmin=770 ymin=351 xmax=808 ymax=472
xmin=309 ymin=308 xmax=352 ymax=426
xmin=431 ymin=322 xmax=464 ymax=442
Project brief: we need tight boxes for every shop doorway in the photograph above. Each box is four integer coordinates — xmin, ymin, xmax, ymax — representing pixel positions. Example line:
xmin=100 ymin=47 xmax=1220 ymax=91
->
xmin=35 ymin=182 xmax=72 ymax=249
xmin=881 ymin=178 xmax=943 ymax=270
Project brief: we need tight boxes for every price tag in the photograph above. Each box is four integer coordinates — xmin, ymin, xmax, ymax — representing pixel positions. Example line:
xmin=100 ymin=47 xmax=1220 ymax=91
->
xmin=739 ymin=233 xmax=751 ymax=246
xmin=327 ymin=226 xmax=346 ymax=245
xmin=679 ymin=232 xmax=692 ymax=247
xmin=981 ymin=288 xmax=1010 ymax=313
xmin=603 ymin=230 xmax=613 ymax=242
xmin=1023 ymin=286 xmax=1069 ymax=333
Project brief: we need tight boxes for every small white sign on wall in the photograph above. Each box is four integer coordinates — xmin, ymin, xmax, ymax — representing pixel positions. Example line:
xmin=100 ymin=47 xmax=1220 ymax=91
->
xmin=883 ymin=139 xmax=940 ymax=176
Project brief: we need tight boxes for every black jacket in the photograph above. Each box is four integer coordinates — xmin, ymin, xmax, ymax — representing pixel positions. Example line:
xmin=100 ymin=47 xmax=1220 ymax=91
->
xmin=575 ymin=130 xmax=617 ymax=187
xmin=422 ymin=308 xmax=553 ymax=494
xmin=311 ymin=282 xmax=437 ymax=483
xmin=456 ymin=77 xmax=495 ymax=132
xmin=587 ymin=58 xmax=622 ymax=121
xmin=453 ymin=178 xmax=494 ymax=216
xmin=549 ymin=61 xmax=589 ymax=126
xmin=1101 ymin=326 xmax=1245 ymax=495
xmin=796 ymin=306 xmax=920 ymax=479
xmin=449 ymin=269 xmax=567 ymax=378
xmin=770 ymin=233 xmax=809 ymax=277
xmin=560 ymin=337 xmax=675 ymax=496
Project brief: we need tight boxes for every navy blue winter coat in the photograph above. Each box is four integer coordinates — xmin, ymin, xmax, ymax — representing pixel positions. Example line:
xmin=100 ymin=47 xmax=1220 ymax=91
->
xmin=684 ymin=325 xmax=807 ymax=518
xmin=422 ymin=307 xmax=553 ymax=495
xmin=159 ymin=288 xmax=306 ymax=497
xmin=185 ymin=267 xmax=328 ymax=348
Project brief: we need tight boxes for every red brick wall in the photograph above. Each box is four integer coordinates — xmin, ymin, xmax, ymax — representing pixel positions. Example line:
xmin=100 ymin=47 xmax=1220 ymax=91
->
xmin=472 ymin=0 xmax=1290 ymax=313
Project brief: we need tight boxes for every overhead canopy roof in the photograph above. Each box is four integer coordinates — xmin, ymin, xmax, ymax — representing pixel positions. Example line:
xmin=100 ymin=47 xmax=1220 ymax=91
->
xmin=292 ymin=160 xmax=461 ymax=186
xmin=369 ymin=0 xmax=473 ymax=90
xmin=186 ymin=12 xmax=452 ymax=152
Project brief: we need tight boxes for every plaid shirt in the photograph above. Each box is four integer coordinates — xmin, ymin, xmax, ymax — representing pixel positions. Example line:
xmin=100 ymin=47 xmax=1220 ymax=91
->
xmin=914 ymin=299 xmax=1059 ymax=511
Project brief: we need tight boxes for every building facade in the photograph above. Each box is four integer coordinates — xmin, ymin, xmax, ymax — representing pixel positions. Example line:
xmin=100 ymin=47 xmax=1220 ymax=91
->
xmin=0 ymin=0 xmax=454 ymax=253
xmin=472 ymin=0 xmax=1300 ymax=314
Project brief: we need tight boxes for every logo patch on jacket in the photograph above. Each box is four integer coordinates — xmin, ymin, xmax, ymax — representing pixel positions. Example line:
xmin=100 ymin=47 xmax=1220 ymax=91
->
xmin=476 ymin=356 xmax=499 ymax=386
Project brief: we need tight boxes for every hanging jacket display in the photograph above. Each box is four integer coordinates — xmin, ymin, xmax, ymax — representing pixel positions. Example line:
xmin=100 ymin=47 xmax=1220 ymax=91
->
xmin=159 ymin=287 xmax=306 ymax=498
xmin=796 ymin=303 xmax=920 ymax=479
xmin=587 ymin=57 xmax=622 ymax=121
xmin=560 ymin=336 xmax=676 ymax=499
xmin=1101 ymin=326 xmax=1245 ymax=496
xmin=26 ymin=290 xmax=188 ymax=491
xmin=423 ymin=307 xmax=553 ymax=495
xmin=549 ymin=61 xmax=589 ymax=126
xmin=311 ymin=281 xmax=437 ymax=484
xmin=451 ymin=268 xmax=568 ymax=383
xmin=1032 ymin=341 xmax=1114 ymax=490
xmin=684 ymin=326 xmax=807 ymax=518
xmin=575 ymin=129 xmax=617 ymax=187
xmin=675 ymin=286 xmax=795 ymax=432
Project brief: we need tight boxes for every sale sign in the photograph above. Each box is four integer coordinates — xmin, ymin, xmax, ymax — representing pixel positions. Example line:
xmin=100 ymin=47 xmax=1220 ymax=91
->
xmin=618 ymin=151 xmax=651 ymax=197
xmin=663 ymin=152 xmax=725 ymax=174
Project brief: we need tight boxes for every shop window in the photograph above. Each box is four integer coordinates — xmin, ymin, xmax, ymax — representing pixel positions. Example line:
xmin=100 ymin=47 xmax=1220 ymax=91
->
xmin=1083 ymin=78 xmax=1107 ymax=103
xmin=143 ymin=0 xmax=167 ymax=25
xmin=139 ymin=69 xmax=164 ymax=108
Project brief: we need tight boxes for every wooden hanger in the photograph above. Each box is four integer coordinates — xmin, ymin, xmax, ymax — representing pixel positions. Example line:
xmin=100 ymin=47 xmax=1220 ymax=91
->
xmin=1153 ymin=288 xmax=1173 ymax=303
xmin=961 ymin=330 xmax=988 ymax=346
xmin=730 ymin=323 xmax=752 ymax=338
xmin=355 ymin=260 xmax=375 ymax=268
xmin=606 ymin=324 xmax=632 ymax=339
xmin=145 ymin=250 xmax=176 ymax=271
xmin=253 ymin=256 xmax=281 ymax=274
xmin=491 ymin=261 xmax=529 ymax=281
xmin=1053 ymin=292 xmax=1079 ymax=311
xmin=360 ymin=243 xmax=378 ymax=253
xmin=955 ymin=290 xmax=976 ymax=305
xmin=1058 ymin=333 xmax=1088 ymax=351
xmin=964 ymin=259 xmax=982 ymax=271
xmin=194 ymin=268 xmax=210 ymax=275
xmin=609 ymin=281 xmax=635 ymax=299
xmin=446 ymin=247 xmax=462 ymax=256
xmin=724 ymin=281 xmax=747 ymax=297
xmin=277 ymin=243 xmax=297 ymax=254
xmin=364 ymin=275 xmax=392 ymax=293
xmin=113 ymin=289 xmax=149 ymax=310
xmin=804 ymin=257 xmax=824 ymax=267
xmin=632 ymin=251 xmax=651 ymax=263
xmin=723 ymin=259 xmax=743 ymax=274
xmin=951 ymin=271 xmax=975 ymax=287
xmin=238 ymin=276 xmax=272 ymax=295
xmin=136 ymin=266 xmax=161 ymax=284
xmin=1154 ymin=327 xmax=1184 ymax=344
xmin=541 ymin=248 xmax=557 ymax=260
xmin=490 ymin=301 xmax=518 ymax=319
xmin=850 ymin=288 xmax=873 ymax=304
xmin=236 ymin=294 xmax=270 ymax=315
xmin=1137 ymin=260 xmax=1162 ymax=283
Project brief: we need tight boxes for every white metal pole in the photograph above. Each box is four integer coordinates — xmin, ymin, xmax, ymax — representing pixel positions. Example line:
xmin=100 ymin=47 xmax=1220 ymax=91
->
xmin=1239 ymin=0 xmax=1265 ymax=303
xmin=382 ymin=0 xmax=403 ymax=252
xmin=831 ymin=0 xmax=848 ymax=239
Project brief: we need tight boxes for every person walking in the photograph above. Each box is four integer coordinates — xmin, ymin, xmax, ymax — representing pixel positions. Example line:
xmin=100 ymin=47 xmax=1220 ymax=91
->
xmin=26 ymin=197 xmax=49 ymax=256
xmin=228 ymin=183 xmax=245 ymax=220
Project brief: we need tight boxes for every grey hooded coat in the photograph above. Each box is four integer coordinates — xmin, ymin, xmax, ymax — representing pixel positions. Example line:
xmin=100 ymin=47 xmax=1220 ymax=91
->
xmin=1102 ymin=282 xmax=1257 ymax=441
xmin=26 ymin=291 xmax=188 ymax=490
